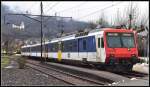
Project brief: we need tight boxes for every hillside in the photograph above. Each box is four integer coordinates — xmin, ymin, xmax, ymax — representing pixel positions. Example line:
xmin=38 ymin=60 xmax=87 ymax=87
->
xmin=1 ymin=4 xmax=91 ymax=43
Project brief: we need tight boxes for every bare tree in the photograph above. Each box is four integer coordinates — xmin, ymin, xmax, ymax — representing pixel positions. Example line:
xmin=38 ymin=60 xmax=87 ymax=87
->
xmin=113 ymin=2 xmax=140 ymax=29
xmin=114 ymin=8 xmax=127 ymax=28
xmin=96 ymin=12 xmax=109 ymax=28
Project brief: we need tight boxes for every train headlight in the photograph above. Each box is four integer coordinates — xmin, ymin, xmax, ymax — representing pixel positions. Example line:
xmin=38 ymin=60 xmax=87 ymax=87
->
xmin=131 ymin=54 xmax=136 ymax=57
xmin=110 ymin=54 xmax=114 ymax=57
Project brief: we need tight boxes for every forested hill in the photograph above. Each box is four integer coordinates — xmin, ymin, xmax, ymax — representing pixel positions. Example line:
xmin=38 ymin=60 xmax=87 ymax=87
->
xmin=1 ymin=4 xmax=92 ymax=44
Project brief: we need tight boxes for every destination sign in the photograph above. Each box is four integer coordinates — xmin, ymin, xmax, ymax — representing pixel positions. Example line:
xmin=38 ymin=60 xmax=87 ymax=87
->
xmin=107 ymin=33 xmax=119 ymax=36
xmin=107 ymin=33 xmax=133 ymax=37
xmin=122 ymin=33 xmax=133 ymax=36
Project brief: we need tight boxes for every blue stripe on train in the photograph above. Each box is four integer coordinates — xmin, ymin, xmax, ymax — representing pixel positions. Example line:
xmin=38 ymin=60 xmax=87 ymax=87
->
xmin=21 ymin=36 xmax=96 ymax=52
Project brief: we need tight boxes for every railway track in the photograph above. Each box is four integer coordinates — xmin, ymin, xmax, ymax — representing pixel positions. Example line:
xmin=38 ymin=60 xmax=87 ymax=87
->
xmin=26 ymin=59 xmax=109 ymax=86
xmin=23 ymin=57 xmax=149 ymax=84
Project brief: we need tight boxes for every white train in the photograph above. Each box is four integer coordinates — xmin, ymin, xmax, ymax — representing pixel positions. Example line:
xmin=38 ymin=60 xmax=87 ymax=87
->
xmin=21 ymin=28 xmax=140 ymax=71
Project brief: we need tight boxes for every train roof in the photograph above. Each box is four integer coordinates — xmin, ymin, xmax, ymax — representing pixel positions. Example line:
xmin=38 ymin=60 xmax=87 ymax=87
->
xmin=21 ymin=28 xmax=134 ymax=48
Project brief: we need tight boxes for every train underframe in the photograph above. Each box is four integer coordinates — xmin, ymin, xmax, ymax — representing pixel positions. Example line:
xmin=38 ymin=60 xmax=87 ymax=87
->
xmin=104 ymin=57 xmax=141 ymax=72
xmin=24 ymin=55 xmax=140 ymax=72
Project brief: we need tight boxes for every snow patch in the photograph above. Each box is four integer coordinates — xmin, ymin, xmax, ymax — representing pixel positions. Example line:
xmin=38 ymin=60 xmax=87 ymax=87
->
xmin=112 ymin=82 xmax=117 ymax=85
xmin=132 ymin=63 xmax=149 ymax=74
xmin=36 ymin=74 xmax=48 ymax=77
xmin=5 ymin=66 xmax=14 ymax=68
xmin=130 ymin=78 xmax=138 ymax=80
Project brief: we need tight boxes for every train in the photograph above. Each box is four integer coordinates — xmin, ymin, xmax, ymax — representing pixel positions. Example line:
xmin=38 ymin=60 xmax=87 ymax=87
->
xmin=21 ymin=28 xmax=141 ymax=71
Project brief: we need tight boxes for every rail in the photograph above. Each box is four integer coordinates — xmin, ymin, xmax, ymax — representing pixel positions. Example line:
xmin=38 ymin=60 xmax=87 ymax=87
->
xmin=26 ymin=60 xmax=108 ymax=86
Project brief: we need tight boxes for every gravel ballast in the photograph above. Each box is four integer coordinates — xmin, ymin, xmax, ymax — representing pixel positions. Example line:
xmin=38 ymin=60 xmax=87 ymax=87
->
xmin=1 ymin=67 xmax=69 ymax=86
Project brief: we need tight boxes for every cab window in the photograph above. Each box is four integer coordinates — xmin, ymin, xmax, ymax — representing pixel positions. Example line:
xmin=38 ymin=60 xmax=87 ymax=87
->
xmin=101 ymin=38 xmax=104 ymax=48
xmin=98 ymin=38 xmax=104 ymax=48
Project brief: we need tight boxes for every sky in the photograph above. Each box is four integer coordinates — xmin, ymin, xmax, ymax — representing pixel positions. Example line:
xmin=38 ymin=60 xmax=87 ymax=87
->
xmin=2 ymin=1 xmax=149 ymax=23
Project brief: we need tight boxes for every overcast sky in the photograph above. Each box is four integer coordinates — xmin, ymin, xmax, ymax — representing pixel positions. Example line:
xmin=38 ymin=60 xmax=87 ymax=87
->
xmin=2 ymin=1 xmax=149 ymax=23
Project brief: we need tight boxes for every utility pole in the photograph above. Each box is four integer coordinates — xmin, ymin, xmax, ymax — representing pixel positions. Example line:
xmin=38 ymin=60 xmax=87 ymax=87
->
xmin=129 ymin=14 xmax=132 ymax=30
xmin=146 ymin=27 xmax=149 ymax=64
xmin=40 ymin=1 xmax=43 ymax=63
xmin=129 ymin=2 xmax=132 ymax=30
xmin=60 ymin=18 xmax=64 ymax=37
xmin=55 ymin=12 xmax=57 ymax=16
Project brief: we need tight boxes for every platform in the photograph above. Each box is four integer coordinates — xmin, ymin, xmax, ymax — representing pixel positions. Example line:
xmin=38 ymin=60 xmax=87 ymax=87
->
xmin=112 ymin=76 xmax=149 ymax=86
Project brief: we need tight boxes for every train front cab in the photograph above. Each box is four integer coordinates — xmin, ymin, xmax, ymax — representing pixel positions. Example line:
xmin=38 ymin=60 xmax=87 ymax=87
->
xmin=103 ymin=29 xmax=140 ymax=71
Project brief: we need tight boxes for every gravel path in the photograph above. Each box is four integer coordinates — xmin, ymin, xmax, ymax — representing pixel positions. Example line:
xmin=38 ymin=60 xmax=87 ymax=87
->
xmin=1 ymin=56 xmax=69 ymax=86
xmin=1 ymin=67 xmax=69 ymax=86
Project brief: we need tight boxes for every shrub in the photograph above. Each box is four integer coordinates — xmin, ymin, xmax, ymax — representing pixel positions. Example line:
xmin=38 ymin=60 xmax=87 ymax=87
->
xmin=17 ymin=57 xmax=26 ymax=69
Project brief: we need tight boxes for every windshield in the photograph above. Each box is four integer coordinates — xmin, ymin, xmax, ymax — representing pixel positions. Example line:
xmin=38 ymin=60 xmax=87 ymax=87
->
xmin=106 ymin=33 xmax=135 ymax=48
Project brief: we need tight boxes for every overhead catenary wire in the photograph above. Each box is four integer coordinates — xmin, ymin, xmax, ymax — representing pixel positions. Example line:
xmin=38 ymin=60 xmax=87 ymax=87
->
xmin=43 ymin=2 xmax=52 ymax=11
xmin=25 ymin=2 xmax=39 ymax=14
xmin=73 ymin=2 xmax=112 ymax=12
xmin=45 ymin=2 xmax=60 ymax=14
xmin=77 ymin=2 xmax=122 ymax=20
xmin=56 ymin=2 xmax=86 ymax=14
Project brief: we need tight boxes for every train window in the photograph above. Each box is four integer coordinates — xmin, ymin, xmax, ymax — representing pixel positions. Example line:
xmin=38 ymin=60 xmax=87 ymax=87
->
xmin=73 ymin=40 xmax=77 ymax=51
xmin=121 ymin=33 xmax=135 ymax=48
xmin=83 ymin=40 xmax=86 ymax=50
xmin=61 ymin=42 xmax=64 ymax=51
xmin=98 ymin=38 xmax=100 ymax=48
xmin=101 ymin=38 xmax=104 ymax=48
xmin=50 ymin=45 xmax=52 ymax=52
xmin=63 ymin=41 xmax=66 ymax=52
xmin=25 ymin=48 xmax=27 ymax=52
xmin=26 ymin=48 xmax=28 ymax=52
xmin=69 ymin=42 xmax=73 ymax=51
xmin=38 ymin=45 xmax=41 ymax=52
xmin=54 ymin=43 xmax=56 ymax=51
xmin=31 ymin=47 xmax=34 ymax=52
xmin=51 ymin=44 xmax=54 ymax=52
xmin=29 ymin=47 xmax=31 ymax=52
xmin=64 ymin=42 xmax=67 ymax=51
xmin=107 ymin=33 xmax=122 ymax=48
xmin=26 ymin=47 xmax=27 ymax=52
xmin=53 ymin=43 xmax=55 ymax=51
xmin=54 ymin=43 xmax=58 ymax=52
xmin=74 ymin=42 xmax=77 ymax=47
xmin=34 ymin=47 xmax=36 ymax=52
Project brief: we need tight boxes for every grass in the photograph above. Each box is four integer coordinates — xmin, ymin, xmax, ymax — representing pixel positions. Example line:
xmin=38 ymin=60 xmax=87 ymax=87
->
xmin=1 ymin=56 xmax=10 ymax=68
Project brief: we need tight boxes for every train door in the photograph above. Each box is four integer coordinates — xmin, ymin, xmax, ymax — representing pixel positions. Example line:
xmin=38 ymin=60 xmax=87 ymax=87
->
xmin=96 ymin=35 xmax=106 ymax=62
xmin=44 ymin=44 xmax=48 ymax=60
xmin=57 ymin=41 xmax=62 ymax=62
xmin=40 ymin=43 xmax=48 ymax=62
xmin=78 ymin=38 xmax=88 ymax=62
